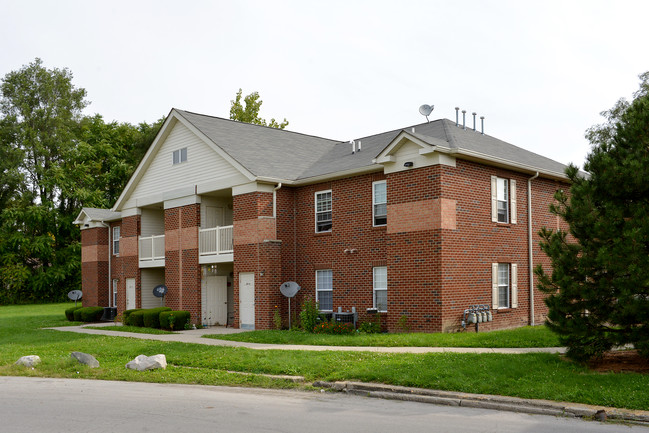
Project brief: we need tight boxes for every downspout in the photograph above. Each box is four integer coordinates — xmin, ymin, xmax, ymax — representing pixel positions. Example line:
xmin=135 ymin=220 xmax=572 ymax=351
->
xmin=100 ymin=222 xmax=112 ymax=308
xmin=527 ymin=172 xmax=539 ymax=326
xmin=273 ymin=183 xmax=282 ymax=218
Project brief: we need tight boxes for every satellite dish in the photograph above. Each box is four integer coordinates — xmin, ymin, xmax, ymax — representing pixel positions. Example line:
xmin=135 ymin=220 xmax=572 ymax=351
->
xmin=152 ymin=285 xmax=168 ymax=298
xmin=280 ymin=281 xmax=301 ymax=298
xmin=68 ymin=290 xmax=82 ymax=301
xmin=68 ymin=290 xmax=82 ymax=306
xmin=280 ymin=281 xmax=301 ymax=330
xmin=418 ymin=104 xmax=434 ymax=122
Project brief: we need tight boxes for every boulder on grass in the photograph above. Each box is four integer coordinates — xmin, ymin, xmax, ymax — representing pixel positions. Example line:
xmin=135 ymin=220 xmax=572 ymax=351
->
xmin=15 ymin=355 xmax=41 ymax=367
xmin=125 ymin=354 xmax=167 ymax=371
xmin=71 ymin=352 xmax=100 ymax=368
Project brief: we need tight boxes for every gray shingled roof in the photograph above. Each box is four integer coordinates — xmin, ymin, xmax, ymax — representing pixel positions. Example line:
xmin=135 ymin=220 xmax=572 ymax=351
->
xmin=80 ymin=207 xmax=122 ymax=221
xmin=176 ymin=110 xmax=339 ymax=181
xmin=174 ymin=110 xmax=569 ymax=182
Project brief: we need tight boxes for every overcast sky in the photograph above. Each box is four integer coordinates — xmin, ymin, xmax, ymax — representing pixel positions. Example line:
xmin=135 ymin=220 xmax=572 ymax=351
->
xmin=2 ymin=0 xmax=647 ymax=169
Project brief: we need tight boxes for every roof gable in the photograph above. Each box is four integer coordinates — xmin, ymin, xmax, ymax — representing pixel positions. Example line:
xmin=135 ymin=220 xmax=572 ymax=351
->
xmin=113 ymin=110 xmax=255 ymax=210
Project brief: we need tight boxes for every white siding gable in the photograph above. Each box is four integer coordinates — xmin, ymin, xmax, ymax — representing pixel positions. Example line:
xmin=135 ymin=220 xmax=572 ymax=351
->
xmin=128 ymin=122 xmax=248 ymax=204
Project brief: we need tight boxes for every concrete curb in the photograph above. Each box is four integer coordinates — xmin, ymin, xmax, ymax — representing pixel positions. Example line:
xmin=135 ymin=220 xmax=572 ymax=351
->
xmin=313 ymin=381 xmax=649 ymax=425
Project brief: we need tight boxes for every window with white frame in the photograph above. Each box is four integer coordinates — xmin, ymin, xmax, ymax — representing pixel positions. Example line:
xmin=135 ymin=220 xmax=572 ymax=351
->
xmin=172 ymin=147 xmax=188 ymax=165
xmin=315 ymin=190 xmax=332 ymax=232
xmin=373 ymin=266 xmax=387 ymax=312
xmin=492 ymin=262 xmax=518 ymax=309
xmin=497 ymin=263 xmax=509 ymax=307
xmin=112 ymin=279 xmax=118 ymax=308
xmin=373 ymin=181 xmax=387 ymax=226
xmin=112 ymin=226 xmax=120 ymax=256
xmin=316 ymin=269 xmax=333 ymax=311
xmin=491 ymin=176 xmax=517 ymax=224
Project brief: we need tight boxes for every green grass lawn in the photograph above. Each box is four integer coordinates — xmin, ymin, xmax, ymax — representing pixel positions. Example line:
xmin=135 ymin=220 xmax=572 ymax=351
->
xmin=205 ymin=326 xmax=561 ymax=348
xmin=2 ymin=303 xmax=649 ymax=411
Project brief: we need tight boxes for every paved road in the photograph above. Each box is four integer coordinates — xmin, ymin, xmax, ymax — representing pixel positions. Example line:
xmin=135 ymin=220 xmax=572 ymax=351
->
xmin=0 ymin=377 xmax=639 ymax=433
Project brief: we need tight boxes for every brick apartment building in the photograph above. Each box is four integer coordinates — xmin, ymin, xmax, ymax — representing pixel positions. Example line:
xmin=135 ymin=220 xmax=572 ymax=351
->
xmin=75 ymin=108 xmax=570 ymax=332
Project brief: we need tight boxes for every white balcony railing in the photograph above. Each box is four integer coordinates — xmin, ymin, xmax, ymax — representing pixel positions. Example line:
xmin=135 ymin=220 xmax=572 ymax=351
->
xmin=139 ymin=234 xmax=165 ymax=262
xmin=199 ymin=225 xmax=234 ymax=256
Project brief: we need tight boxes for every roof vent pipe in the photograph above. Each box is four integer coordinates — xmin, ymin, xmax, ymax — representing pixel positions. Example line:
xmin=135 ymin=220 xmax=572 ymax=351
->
xmin=351 ymin=140 xmax=355 ymax=154
xmin=472 ymin=112 xmax=477 ymax=131
xmin=462 ymin=110 xmax=466 ymax=130
xmin=480 ymin=116 xmax=485 ymax=135
xmin=455 ymin=107 xmax=459 ymax=127
xmin=358 ymin=140 xmax=361 ymax=152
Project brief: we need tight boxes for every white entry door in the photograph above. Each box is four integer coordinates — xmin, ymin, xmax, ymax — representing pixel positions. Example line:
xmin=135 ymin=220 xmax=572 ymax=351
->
xmin=126 ymin=278 xmax=136 ymax=310
xmin=202 ymin=275 xmax=227 ymax=326
xmin=239 ymin=272 xmax=255 ymax=329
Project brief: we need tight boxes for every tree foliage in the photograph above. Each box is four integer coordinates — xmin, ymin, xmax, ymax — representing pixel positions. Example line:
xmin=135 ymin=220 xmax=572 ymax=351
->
xmin=0 ymin=59 xmax=161 ymax=304
xmin=229 ymin=88 xmax=288 ymax=129
xmin=536 ymin=71 xmax=649 ymax=362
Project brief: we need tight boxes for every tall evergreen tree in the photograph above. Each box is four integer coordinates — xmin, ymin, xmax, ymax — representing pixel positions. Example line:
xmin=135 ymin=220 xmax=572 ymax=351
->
xmin=536 ymin=72 xmax=649 ymax=362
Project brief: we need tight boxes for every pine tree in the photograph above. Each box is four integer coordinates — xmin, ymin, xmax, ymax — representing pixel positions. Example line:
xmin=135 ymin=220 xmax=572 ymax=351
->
xmin=536 ymin=72 xmax=649 ymax=362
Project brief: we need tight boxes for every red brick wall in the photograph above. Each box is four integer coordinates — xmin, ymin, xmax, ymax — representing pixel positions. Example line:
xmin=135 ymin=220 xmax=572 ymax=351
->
xmin=289 ymin=173 xmax=388 ymax=326
xmin=273 ymin=162 xmax=567 ymax=333
xmin=233 ymin=191 xmax=282 ymax=329
xmin=110 ymin=217 xmax=140 ymax=314
xmin=437 ymin=160 xmax=567 ymax=331
xmin=384 ymin=166 xmax=443 ymax=332
xmin=164 ymin=204 xmax=201 ymax=322
xmin=80 ymin=227 xmax=109 ymax=307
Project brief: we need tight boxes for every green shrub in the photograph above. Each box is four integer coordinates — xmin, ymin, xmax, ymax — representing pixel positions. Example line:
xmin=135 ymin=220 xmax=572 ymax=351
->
xmin=142 ymin=307 xmax=172 ymax=329
xmin=71 ymin=306 xmax=105 ymax=323
xmin=129 ymin=310 xmax=145 ymax=327
xmin=160 ymin=310 xmax=191 ymax=330
xmin=65 ymin=306 xmax=83 ymax=321
xmin=300 ymin=297 xmax=320 ymax=333
xmin=122 ymin=309 xmax=142 ymax=325
xmin=81 ymin=306 xmax=105 ymax=322
xmin=358 ymin=319 xmax=381 ymax=334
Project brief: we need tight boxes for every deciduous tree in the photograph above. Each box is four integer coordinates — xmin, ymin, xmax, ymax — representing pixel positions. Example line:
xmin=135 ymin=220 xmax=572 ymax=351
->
xmin=229 ymin=88 xmax=288 ymax=129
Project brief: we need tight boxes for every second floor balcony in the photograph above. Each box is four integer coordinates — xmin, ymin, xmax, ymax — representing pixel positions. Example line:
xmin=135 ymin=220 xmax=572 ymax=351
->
xmin=199 ymin=225 xmax=233 ymax=263
xmin=138 ymin=225 xmax=234 ymax=267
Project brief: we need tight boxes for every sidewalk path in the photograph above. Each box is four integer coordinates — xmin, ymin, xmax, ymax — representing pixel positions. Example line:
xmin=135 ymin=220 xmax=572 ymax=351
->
xmin=47 ymin=324 xmax=566 ymax=354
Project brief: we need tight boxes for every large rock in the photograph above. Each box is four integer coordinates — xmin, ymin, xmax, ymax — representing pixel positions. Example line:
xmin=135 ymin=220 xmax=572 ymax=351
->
xmin=125 ymin=354 xmax=167 ymax=371
xmin=71 ymin=352 xmax=99 ymax=368
xmin=15 ymin=355 xmax=41 ymax=367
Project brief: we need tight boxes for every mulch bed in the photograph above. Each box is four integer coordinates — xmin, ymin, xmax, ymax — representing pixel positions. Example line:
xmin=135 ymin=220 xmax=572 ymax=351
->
xmin=588 ymin=350 xmax=649 ymax=373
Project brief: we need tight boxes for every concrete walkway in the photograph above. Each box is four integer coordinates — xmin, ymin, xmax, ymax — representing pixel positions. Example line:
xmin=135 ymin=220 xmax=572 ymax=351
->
xmin=47 ymin=323 xmax=566 ymax=354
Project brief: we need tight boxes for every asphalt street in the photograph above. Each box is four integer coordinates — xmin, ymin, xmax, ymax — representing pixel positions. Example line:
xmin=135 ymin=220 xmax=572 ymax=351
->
xmin=0 ymin=377 xmax=641 ymax=433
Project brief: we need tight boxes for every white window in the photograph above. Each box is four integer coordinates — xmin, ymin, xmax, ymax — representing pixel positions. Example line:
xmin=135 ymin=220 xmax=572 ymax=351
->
xmin=373 ymin=266 xmax=387 ymax=312
xmin=373 ymin=181 xmax=387 ymax=226
xmin=316 ymin=269 xmax=333 ymax=311
xmin=112 ymin=226 xmax=120 ymax=256
xmin=491 ymin=176 xmax=517 ymax=224
xmin=492 ymin=263 xmax=518 ymax=309
xmin=315 ymin=190 xmax=332 ymax=233
xmin=112 ymin=279 xmax=118 ymax=308
xmin=172 ymin=147 xmax=188 ymax=165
